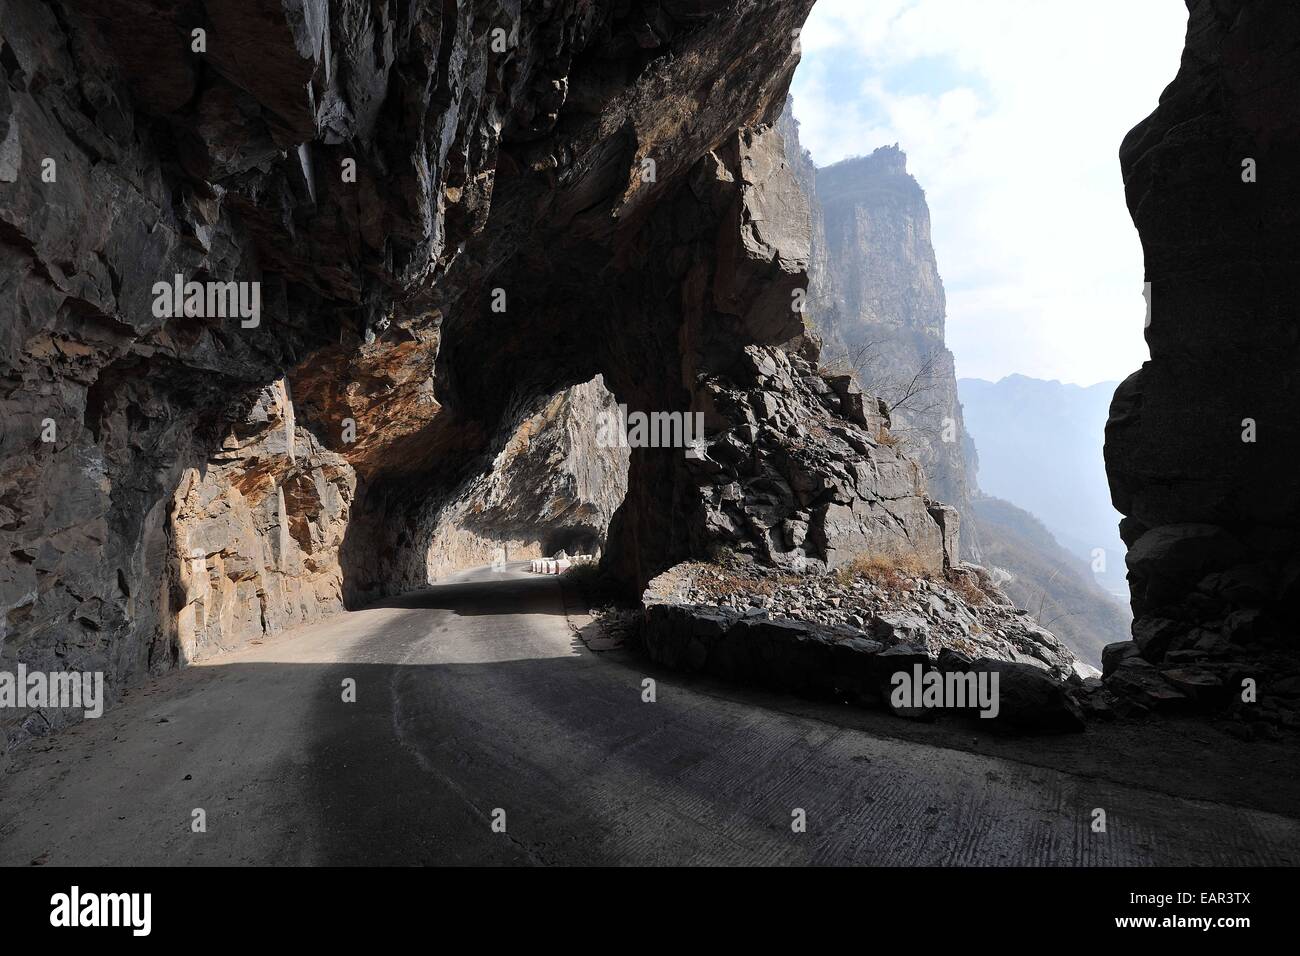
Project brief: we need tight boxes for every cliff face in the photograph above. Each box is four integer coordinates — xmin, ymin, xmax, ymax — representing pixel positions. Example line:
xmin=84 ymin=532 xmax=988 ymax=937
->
xmin=1105 ymin=0 xmax=1300 ymax=707
xmin=3 ymin=0 xmax=977 ymax=747
xmin=781 ymin=129 xmax=979 ymax=559
xmin=419 ymin=377 xmax=629 ymax=582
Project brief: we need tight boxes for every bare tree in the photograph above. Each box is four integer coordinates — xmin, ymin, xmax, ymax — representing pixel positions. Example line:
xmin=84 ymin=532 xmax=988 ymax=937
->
xmin=820 ymin=334 xmax=945 ymax=411
xmin=877 ymin=347 xmax=946 ymax=418
xmin=812 ymin=327 xmax=949 ymax=458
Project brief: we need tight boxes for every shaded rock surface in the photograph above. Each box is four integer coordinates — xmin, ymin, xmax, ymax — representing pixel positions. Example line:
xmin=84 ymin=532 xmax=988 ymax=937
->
xmin=679 ymin=343 xmax=954 ymax=576
xmin=1103 ymin=0 xmax=1300 ymax=728
xmin=1 ymin=0 xmax=823 ymax=748
xmin=588 ymin=122 xmax=965 ymax=595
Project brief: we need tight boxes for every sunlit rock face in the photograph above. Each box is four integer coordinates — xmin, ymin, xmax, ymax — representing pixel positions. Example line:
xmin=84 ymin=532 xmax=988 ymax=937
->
xmin=1105 ymin=0 xmax=1300 ymax=712
xmin=415 ymin=377 xmax=630 ymax=584
xmin=170 ymin=378 xmax=355 ymax=666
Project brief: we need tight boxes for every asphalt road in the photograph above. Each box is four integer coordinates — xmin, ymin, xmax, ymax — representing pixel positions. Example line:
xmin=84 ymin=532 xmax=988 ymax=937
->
xmin=2 ymin=564 xmax=1297 ymax=866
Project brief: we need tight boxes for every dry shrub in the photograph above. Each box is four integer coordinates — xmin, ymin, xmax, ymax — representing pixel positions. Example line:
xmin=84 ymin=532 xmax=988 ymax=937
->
xmin=835 ymin=552 xmax=930 ymax=592
xmin=875 ymin=427 xmax=900 ymax=448
xmin=696 ymin=563 xmax=799 ymax=599
xmin=700 ymin=568 xmax=753 ymax=598
xmin=946 ymin=569 xmax=989 ymax=606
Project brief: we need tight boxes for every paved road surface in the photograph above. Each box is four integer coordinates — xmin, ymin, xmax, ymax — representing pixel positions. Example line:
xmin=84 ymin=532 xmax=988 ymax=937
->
xmin=2 ymin=564 xmax=1297 ymax=865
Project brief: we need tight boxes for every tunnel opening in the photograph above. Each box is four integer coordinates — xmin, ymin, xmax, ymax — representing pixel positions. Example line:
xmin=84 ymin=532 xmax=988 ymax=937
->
xmin=389 ymin=374 xmax=632 ymax=585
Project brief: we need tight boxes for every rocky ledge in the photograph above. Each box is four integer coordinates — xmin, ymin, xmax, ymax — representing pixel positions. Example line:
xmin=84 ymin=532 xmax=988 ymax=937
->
xmin=637 ymin=556 xmax=1100 ymax=732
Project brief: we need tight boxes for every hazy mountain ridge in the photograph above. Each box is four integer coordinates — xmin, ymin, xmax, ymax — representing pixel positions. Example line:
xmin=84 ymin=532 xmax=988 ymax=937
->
xmin=958 ymin=374 xmax=1128 ymax=598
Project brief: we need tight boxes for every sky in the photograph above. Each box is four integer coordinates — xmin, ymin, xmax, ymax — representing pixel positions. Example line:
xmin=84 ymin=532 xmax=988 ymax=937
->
xmin=789 ymin=0 xmax=1189 ymax=386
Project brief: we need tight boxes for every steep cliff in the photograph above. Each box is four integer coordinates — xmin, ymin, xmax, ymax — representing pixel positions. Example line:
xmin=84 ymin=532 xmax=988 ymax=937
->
xmin=1104 ymin=0 xmax=1300 ymax=723
xmin=781 ymin=127 xmax=980 ymax=559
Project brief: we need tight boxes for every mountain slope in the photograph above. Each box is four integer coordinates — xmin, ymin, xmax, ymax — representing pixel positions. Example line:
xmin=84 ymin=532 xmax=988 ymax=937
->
xmin=971 ymin=496 xmax=1129 ymax=668
xmin=959 ymin=374 xmax=1127 ymax=598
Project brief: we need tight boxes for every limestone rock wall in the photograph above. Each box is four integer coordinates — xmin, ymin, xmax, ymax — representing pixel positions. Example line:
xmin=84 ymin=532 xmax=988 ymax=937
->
xmin=169 ymin=379 xmax=355 ymax=666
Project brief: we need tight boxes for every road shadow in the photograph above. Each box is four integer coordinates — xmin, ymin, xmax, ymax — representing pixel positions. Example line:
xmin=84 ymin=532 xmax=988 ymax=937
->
xmin=362 ymin=569 xmax=571 ymax=618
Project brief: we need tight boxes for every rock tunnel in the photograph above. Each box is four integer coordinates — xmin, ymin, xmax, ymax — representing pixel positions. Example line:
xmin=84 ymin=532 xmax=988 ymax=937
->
xmin=2 ymin=0 xmax=1298 ymax=749
xmin=2 ymin=0 xmax=854 ymax=731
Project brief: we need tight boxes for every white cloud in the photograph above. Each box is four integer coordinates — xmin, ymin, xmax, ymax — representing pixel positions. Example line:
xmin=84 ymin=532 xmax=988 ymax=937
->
xmin=790 ymin=0 xmax=1188 ymax=385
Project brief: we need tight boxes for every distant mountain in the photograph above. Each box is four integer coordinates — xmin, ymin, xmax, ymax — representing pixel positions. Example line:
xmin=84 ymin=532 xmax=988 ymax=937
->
xmin=958 ymin=374 xmax=1129 ymax=599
